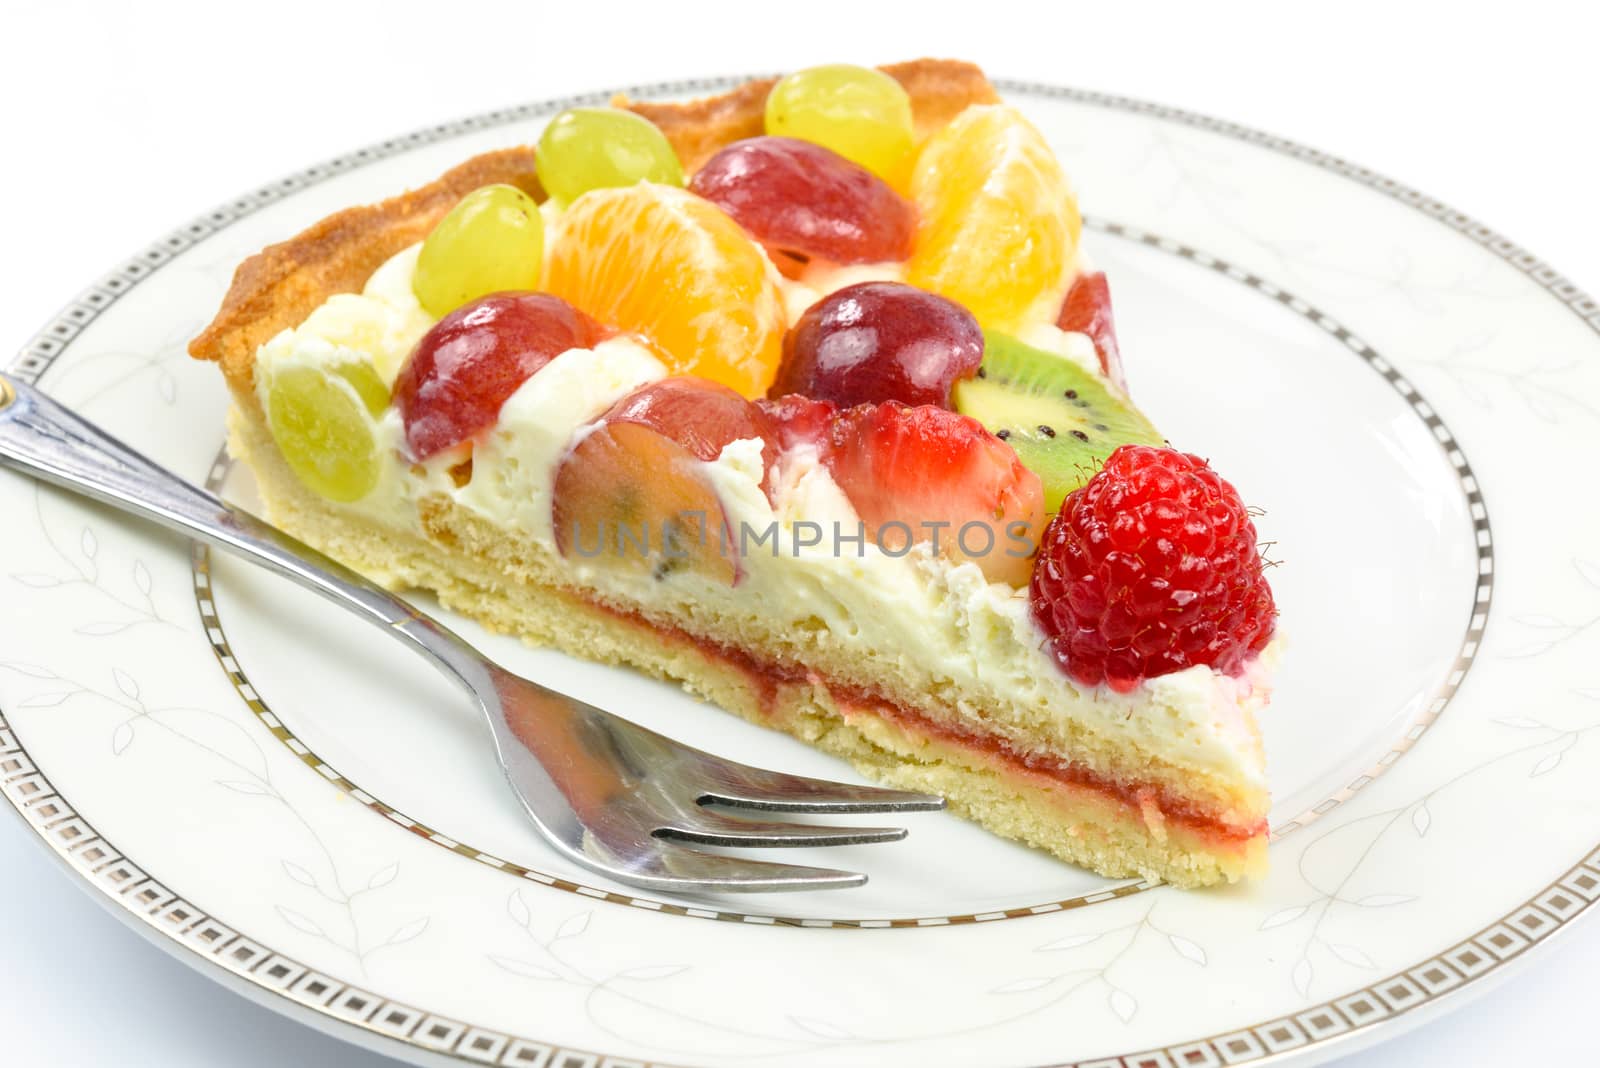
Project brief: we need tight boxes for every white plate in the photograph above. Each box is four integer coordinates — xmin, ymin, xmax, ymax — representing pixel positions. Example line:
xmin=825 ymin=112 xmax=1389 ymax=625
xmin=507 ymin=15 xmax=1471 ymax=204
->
xmin=4 ymin=77 xmax=1598 ymax=1067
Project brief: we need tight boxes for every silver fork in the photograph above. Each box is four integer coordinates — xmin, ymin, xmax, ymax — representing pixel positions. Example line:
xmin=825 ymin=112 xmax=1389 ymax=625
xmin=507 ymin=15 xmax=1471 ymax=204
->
xmin=0 ymin=374 xmax=942 ymax=893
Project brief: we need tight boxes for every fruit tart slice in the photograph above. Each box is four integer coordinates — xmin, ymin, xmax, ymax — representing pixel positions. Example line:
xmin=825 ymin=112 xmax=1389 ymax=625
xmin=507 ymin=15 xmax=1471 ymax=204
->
xmin=190 ymin=59 xmax=1280 ymax=887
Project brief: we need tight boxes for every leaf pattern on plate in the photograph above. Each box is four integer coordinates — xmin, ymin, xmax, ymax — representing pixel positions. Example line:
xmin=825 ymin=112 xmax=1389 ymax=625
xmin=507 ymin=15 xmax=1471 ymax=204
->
xmin=1261 ymin=905 xmax=1309 ymax=931
xmin=215 ymin=779 xmax=271 ymax=796
xmin=1107 ymin=987 xmax=1138 ymax=1023
xmin=0 ymin=661 xmax=59 ymax=680
xmin=383 ymin=917 xmax=429 ymax=947
xmin=555 ymin=911 xmax=590 ymax=940
xmin=1261 ymin=702 xmax=1600 ymax=998
xmin=76 ymin=621 xmax=138 ymax=637
xmin=0 ymin=654 xmax=422 ymax=978
xmin=1038 ymin=931 xmax=1101 ymax=951
xmin=616 ymin=964 xmax=687 ymax=982
xmin=6 ymin=486 xmax=178 ymax=637
xmin=275 ymin=906 xmax=327 ymax=939
xmin=1328 ymin=944 xmax=1376 ymax=969
xmin=1292 ymin=959 xmax=1314 ymax=998
xmin=992 ymin=977 xmax=1054 ymax=995
xmin=485 ymin=892 xmax=892 ymax=1056
xmin=507 ymin=889 xmax=531 ymax=929
xmin=282 ymin=861 xmax=318 ymax=889
xmin=958 ymin=903 xmax=1211 ymax=1033
xmin=1500 ymin=559 xmax=1600 ymax=659
xmin=490 ymin=956 xmax=563 ymax=982
xmin=1168 ymin=934 xmax=1207 ymax=965
xmin=790 ymin=1017 xmax=853 ymax=1040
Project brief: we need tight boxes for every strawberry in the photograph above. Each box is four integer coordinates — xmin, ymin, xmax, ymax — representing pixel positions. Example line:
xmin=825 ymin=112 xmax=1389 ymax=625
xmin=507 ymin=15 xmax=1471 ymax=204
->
xmin=1030 ymin=445 xmax=1276 ymax=692
xmin=820 ymin=402 xmax=1045 ymax=586
xmin=1057 ymin=271 xmax=1127 ymax=393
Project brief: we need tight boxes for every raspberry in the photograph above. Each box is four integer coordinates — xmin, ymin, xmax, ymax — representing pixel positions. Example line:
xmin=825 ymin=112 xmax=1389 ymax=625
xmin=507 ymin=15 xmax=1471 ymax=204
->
xmin=1029 ymin=445 xmax=1276 ymax=692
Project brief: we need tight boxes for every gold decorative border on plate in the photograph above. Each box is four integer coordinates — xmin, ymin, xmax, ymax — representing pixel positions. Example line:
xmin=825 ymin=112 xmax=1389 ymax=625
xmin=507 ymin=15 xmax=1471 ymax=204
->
xmin=0 ymin=74 xmax=1591 ymax=1068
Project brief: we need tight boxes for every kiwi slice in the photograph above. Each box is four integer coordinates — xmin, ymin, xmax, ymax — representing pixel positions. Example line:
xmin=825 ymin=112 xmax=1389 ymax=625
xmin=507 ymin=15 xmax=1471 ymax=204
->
xmin=953 ymin=330 xmax=1164 ymax=511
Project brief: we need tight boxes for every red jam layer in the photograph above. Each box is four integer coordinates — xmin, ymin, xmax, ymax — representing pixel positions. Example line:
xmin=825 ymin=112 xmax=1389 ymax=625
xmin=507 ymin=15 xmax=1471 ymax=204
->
xmin=585 ymin=597 xmax=1266 ymax=847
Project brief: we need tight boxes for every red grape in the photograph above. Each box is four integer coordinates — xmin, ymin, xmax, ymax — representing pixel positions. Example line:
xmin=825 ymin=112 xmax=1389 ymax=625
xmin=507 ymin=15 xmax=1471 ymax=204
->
xmin=551 ymin=377 xmax=777 ymax=584
xmin=599 ymin=377 xmax=776 ymax=468
xmin=770 ymin=282 xmax=984 ymax=409
xmin=395 ymin=292 xmax=605 ymax=459
xmin=689 ymin=137 xmax=914 ymax=269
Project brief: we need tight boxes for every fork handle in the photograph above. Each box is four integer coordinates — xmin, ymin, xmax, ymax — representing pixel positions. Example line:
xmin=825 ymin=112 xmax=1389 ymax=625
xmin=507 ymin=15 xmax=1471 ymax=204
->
xmin=0 ymin=373 xmax=490 ymax=693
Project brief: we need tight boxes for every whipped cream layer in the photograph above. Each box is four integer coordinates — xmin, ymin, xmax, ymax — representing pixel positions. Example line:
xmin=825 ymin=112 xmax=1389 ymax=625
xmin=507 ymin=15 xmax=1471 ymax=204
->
xmin=776 ymin=260 xmax=908 ymax=324
xmin=253 ymin=245 xmax=1273 ymax=791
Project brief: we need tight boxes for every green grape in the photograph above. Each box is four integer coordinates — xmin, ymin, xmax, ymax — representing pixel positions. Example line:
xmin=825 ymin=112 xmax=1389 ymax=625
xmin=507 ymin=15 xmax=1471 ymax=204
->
xmin=413 ymin=184 xmax=543 ymax=318
xmin=536 ymin=107 xmax=685 ymax=206
xmin=266 ymin=364 xmax=383 ymax=503
xmin=764 ymin=64 xmax=915 ymax=186
xmin=332 ymin=356 xmax=391 ymax=416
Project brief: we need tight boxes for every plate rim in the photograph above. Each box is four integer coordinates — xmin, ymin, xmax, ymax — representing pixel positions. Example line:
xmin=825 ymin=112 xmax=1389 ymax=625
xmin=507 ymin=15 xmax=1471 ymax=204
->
xmin=4 ymin=72 xmax=1598 ymax=1068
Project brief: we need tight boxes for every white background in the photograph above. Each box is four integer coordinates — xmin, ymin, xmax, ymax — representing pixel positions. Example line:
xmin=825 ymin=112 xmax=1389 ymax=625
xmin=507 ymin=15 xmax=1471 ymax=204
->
xmin=2 ymin=1 xmax=1596 ymax=1064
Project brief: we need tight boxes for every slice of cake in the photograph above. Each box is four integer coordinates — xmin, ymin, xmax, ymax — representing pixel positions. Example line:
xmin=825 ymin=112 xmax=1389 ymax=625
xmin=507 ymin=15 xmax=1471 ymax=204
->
xmin=190 ymin=59 xmax=1279 ymax=887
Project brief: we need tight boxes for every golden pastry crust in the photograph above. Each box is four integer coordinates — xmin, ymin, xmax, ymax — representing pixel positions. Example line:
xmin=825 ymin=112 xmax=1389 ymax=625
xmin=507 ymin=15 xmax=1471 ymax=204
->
xmin=188 ymin=59 xmax=998 ymax=399
xmin=616 ymin=58 xmax=998 ymax=172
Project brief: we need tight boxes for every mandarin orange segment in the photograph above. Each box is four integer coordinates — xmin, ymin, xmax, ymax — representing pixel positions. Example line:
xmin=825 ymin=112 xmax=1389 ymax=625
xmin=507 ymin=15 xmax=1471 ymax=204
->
xmin=906 ymin=105 xmax=1082 ymax=331
xmin=544 ymin=184 xmax=785 ymax=397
